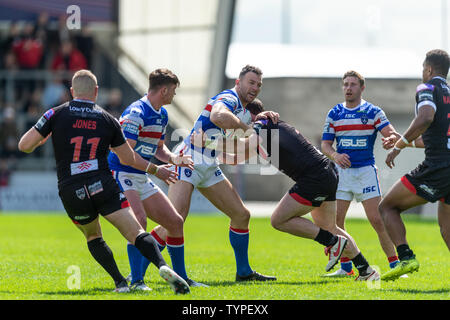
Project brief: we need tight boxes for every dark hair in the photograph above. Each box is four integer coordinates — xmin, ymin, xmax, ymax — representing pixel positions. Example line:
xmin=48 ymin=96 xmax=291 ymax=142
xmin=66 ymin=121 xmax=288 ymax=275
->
xmin=149 ymin=68 xmax=180 ymax=91
xmin=425 ymin=49 xmax=450 ymax=78
xmin=342 ymin=70 xmax=365 ymax=87
xmin=239 ymin=65 xmax=263 ymax=79
xmin=246 ymin=98 xmax=265 ymax=116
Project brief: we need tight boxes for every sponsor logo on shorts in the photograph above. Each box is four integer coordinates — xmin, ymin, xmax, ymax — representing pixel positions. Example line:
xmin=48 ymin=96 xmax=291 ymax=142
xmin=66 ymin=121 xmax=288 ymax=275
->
xmin=74 ymin=215 xmax=90 ymax=220
xmin=419 ymin=184 xmax=437 ymax=196
xmin=313 ymin=196 xmax=326 ymax=201
xmin=88 ymin=181 xmax=103 ymax=196
xmin=124 ymin=179 xmax=133 ymax=186
xmin=75 ymin=187 xmax=86 ymax=200
xmin=184 ymin=168 xmax=192 ymax=177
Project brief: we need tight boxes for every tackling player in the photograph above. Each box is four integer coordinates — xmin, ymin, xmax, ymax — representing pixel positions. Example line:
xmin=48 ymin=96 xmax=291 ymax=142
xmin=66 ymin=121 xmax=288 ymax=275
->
xmin=321 ymin=71 xmax=401 ymax=277
xmin=151 ymin=65 xmax=277 ymax=282
xmin=18 ymin=70 xmax=190 ymax=294
xmin=107 ymin=68 xmax=197 ymax=290
xmin=379 ymin=49 xmax=450 ymax=280
xmin=192 ymin=98 xmax=380 ymax=281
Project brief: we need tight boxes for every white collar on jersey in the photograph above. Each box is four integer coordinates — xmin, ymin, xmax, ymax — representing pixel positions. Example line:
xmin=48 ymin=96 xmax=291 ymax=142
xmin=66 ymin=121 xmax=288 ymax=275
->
xmin=342 ymin=99 xmax=367 ymax=111
xmin=431 ymin=76 xmax=447 ymax=82
xmin=140 ymin=94 xmax=162 ymax=114
xmin=73 ymin=98 xmax=95 ymax=104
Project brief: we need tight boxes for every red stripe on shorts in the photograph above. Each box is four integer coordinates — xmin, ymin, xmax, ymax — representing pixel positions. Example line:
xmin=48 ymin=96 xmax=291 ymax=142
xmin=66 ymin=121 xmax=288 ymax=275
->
xmin=289 ymin=192 xmax=313 ymax=206
xmin=400 ymin=176 xmax=417 ymax=194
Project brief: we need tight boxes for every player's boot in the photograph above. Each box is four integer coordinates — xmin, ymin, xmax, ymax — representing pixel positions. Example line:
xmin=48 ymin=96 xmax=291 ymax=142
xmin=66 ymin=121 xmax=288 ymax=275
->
xmin=187 ymin=278 xmax=209 ymax=287
xmin=381 ymin=257 xmax=419 ymax=281
xmin=236 ymin=271 xmax=277 ymax=282
xmin=114 ymin=279 xmax=130 ymax=293
xmin=355 ymin=266 xmax=380 ymax=281
xmin=322 ymin=268 xmax=355 ymax=277
xmin=324 ymin=236 xmax=348 ymax=272
xmin=130 ymin=280 xmax=152 ymax=291
xmin=159 ymin=265 xmax=190 ymax=294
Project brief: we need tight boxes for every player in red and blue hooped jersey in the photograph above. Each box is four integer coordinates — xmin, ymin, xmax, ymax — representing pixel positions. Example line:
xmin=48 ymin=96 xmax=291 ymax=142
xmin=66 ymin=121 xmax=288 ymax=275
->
xmin=321 ymin=70 xmax=401 ymax=277
xmin=108 ymin=68 xmax=195 ymax=290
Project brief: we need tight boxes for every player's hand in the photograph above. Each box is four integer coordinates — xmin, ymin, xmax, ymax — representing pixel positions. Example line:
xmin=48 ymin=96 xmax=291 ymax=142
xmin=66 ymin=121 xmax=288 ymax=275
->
xmin=190 ymin=129 xmax=206 ymax=148
xmin=171 ymin=154 xmax=194 ymax=170
xmin=333 ymin=152 xmax=351 ymax=169
xmin=155 ymin=164 xmax=178 ymax=184
xmin=255 ymin=111 xmax=279 ymax=124
xmin=385 ymin=148 xmax=401 ymax=169
xmin=381 ymin=134 xmax=398 ymax=150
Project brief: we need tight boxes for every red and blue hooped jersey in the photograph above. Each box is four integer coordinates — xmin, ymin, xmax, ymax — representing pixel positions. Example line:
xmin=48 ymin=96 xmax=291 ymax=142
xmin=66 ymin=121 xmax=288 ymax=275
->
xmin=322 ymin=100 xmax=390 ymax=168
xmin=108 ymin=95 xmax=168 ymax=174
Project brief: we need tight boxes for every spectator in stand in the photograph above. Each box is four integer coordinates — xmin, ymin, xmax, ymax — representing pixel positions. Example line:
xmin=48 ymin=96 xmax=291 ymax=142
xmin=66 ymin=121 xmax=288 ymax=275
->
xmin=0 ymin=106 xmax=20 ymax=160
xmin=0 ymin=158 xmax=11 ymax=187
xmin=0 ymin=22 xmax=21 ymax=68
xmin=74 ymin=27 xmax=94 ymax=69
xmin=12 ymin=22 xmax=44 ymax=70
xmin=51 ymin=40 xmax=87 ymax=72
xmin=104 ymin=88 xmax=123 ymax=119
xmin=41 ymin=74 xmax=68 ymax=109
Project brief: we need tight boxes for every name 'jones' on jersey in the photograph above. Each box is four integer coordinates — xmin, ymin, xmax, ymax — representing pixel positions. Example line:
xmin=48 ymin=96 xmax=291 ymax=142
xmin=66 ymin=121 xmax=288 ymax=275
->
xmin=108 ymin=96 xmax=168 ymax=174
xmin=322 ymin=100 xmax=390 ymax=168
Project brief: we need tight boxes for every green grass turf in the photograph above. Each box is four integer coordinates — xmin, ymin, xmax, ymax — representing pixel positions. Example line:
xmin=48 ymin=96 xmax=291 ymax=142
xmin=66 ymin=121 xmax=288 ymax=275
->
xmin=0 ymin=213 xmax=448 ymax=300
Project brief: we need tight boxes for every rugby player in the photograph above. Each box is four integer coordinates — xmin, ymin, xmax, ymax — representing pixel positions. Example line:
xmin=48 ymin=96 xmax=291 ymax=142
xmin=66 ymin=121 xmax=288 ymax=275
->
xmin=107 ymin=68 xmax=198 ymax=290
xmin=18 ymin=70 xmax=190 ymax=294
xmin=320 ymin=71 xmax=402 ymax=277
xmin=379 ymin=49 xmax=450 ymax=280
xmin=151 ymin=65 xmax=277 ymax=282
xmin=192 ymin=98 xmax=380 ymax=281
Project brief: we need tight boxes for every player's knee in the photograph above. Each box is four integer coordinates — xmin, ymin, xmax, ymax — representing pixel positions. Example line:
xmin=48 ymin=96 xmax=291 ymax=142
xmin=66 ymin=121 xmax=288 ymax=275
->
xmin=165 ymin=213 xmax=184 ymax=235
xmin=270 ymin=215 xmax=282 ymax=231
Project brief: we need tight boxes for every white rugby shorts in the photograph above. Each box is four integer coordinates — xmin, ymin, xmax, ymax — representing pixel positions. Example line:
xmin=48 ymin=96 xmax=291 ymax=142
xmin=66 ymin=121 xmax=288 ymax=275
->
xmin=173 ymin=143 xmax=225 ymax=188
xmin=336 ymin=164 xmax=381 ymax=202
xmin=112 ymin=170 xmax=160 ymax=200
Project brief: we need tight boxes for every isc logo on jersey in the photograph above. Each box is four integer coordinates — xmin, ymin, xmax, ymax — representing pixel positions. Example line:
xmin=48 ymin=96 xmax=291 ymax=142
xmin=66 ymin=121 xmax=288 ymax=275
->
xmin=339 ymin=138 xmax=368 ymax=149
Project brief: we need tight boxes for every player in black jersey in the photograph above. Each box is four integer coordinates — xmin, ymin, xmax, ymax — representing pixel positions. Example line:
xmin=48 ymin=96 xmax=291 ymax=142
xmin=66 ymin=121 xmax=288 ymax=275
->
xmin=191 ymin=99 xmax=380 ymax=281
xmin=18 ymin=70 xmax=190 ymax=294
xmin=379 ymin=49 xmax=450 ymax=281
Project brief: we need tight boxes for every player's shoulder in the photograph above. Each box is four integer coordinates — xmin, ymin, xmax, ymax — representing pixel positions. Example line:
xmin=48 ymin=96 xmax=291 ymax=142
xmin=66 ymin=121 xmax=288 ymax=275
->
xmin=327 ymin=103 xmax=345 ymax=118
xmin=211 ymin=88 xmax=239 ymax=107
xmin=416 ymin=82 xmax=435 ymax=93
xmin=360 ymin=100 xmax=383 ymax=114
xmin=121 ymin=99 xmax=145 ymax=119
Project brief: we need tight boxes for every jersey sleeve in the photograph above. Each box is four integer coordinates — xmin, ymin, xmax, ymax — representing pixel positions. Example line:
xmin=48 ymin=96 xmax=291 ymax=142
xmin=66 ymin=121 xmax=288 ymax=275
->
xmin=34 ymin=108 xmax=56 ymax=137
xmin=415 ymin=83 xmax=436 ymax=111
xmin=211 ymin=93 xmax=238 ymax=112
xmin=110 ymin=115 xmax=127 ymax=148
xmin=321 ymin=109 xmax=336 ymax=141
xmin=374 ymin=108 xmax=390 ymax=131
xmin=119 ymin=107 xmax=145 ymax=141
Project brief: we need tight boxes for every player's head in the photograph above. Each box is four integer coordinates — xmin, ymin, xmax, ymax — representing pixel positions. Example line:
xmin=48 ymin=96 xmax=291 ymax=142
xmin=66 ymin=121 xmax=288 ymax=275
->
xmin=70 ymin=69 xmax=98 ymax=101
xmin=246 ymin=98 xmax=265 ymax=122
xmin=422 ymin=49 xmax=450 ymax=82
xmin=148 ymin=68 xmax=180 ymax=105
xmin=342 ymin=70 xmax=365 ymax=104
xmin=235 ymin=65 xmax=263 ymax=106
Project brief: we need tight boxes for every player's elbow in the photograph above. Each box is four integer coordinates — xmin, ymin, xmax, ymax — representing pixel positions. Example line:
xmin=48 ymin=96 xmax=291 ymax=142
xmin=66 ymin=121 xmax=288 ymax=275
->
xmin=18 ymin=139 xmax=33 ymax=153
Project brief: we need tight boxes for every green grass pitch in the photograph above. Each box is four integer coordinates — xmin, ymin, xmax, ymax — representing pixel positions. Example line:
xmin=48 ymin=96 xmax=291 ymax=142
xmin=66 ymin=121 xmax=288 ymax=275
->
xmin=0 ymin=213 xmax=448 ymax=301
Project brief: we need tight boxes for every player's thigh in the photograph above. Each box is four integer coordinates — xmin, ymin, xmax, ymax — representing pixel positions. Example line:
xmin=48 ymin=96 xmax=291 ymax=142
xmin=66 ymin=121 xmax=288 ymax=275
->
xmin=271 ymin=192 xmax=313 ymax=227
xmin=198 ymin=178 xmax=249 ymax=221
xmin=142 ymin=190 xmax=184 ymax=232
xmin=124 ymin=189 xmax=147 ymax=227
xmin=336 ymin=199 xmax=351 ymax=227
xmin=379 ymin=179 xmax=428 ymax=213
xmin=104 ymin=207 xmax=144 ymax=244
xmin=310 ymin=200 xmax=337 ymax=232
xmin=437 ymin=202 xmax=450 ymax=235
xmin=75 ymin=217 xmax=102 ymax=242
xmin=168 ymin=180 xmax=194 ymax=220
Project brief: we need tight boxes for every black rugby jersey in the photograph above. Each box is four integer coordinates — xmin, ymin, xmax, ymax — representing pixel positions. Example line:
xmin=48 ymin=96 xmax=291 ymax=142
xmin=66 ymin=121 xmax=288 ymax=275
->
xmin=415 ymin=76 xmax=450 ymax=162
xmin=34 ymin=100 xmax=126 ymax=186
xmin=253 ymin=119 xmax=329 ymax=181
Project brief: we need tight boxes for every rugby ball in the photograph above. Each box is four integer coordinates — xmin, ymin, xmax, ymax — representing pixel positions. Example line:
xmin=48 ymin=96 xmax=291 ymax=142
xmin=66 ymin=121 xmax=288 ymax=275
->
xmin=222 ymin=108 xmax=252 ymax=139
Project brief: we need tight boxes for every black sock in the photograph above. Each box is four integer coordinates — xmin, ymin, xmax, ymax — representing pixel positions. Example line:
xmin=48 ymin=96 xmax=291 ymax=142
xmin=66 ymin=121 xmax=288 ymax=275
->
xmin=397 ymin=244 xmax=415 ymax=261
xmin=134 ymin=232 xmax=167 ymax=269
xmin=87 ymin=237 xmax=125 ymax=286
xmin=314 ymin=228 xmax=338 ymax=247
xmin=352 ymin=252 xmax=369 ymax=275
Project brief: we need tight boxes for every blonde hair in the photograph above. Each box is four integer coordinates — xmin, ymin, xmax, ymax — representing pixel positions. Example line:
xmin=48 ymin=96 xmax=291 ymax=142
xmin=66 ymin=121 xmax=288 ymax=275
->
xmin=71 ymin=69 xmax=98 ymax=97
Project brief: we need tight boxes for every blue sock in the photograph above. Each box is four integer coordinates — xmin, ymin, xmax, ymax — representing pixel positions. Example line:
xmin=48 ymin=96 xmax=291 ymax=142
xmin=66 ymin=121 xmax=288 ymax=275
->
xmin=127 ymin=243 xmax=143 ymax=284
xmin=229 ymin=227 xmax=252 ymax=276
xmin=389 ymin=256 xmax=400 ymax=269
xmin=167 ymin=237 xmax=188 ymax=280
xmin=340 ymin=258 xmax=353 ymax=273
xmin=140 ymin=256 xmax=151 ymax=279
